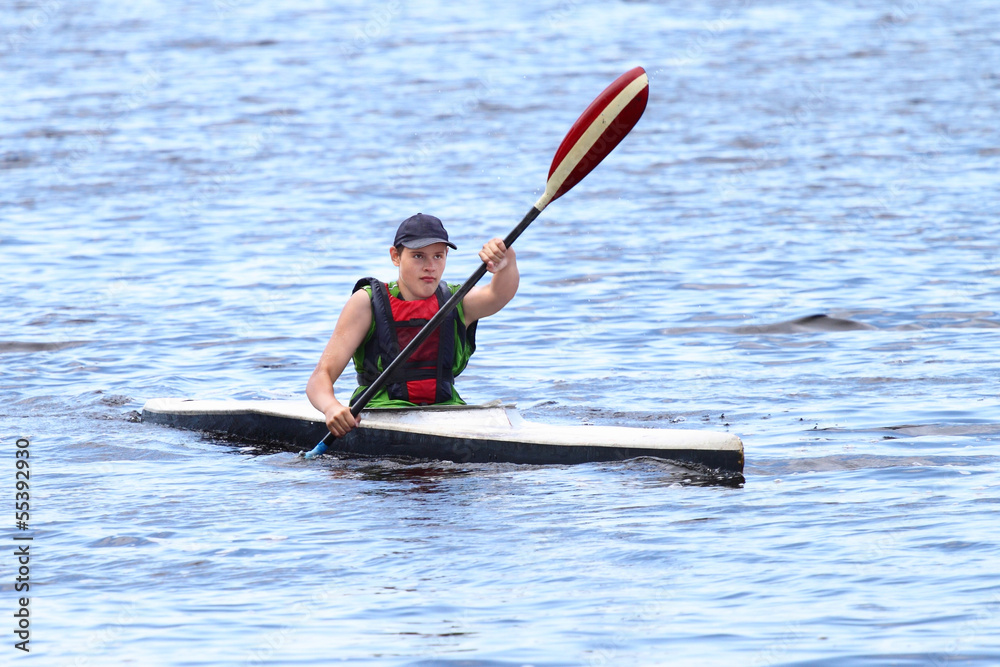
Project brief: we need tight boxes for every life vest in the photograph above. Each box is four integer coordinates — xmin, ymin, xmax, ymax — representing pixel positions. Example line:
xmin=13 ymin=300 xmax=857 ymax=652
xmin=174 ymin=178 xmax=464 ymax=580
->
xmin=350 ymin=277 xmax=477 ymax=407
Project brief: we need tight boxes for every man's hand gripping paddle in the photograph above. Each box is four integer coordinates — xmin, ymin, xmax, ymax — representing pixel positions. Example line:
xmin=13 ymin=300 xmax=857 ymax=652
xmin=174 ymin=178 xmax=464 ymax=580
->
xmin=304 ymin=67 xmax=649 ymax=459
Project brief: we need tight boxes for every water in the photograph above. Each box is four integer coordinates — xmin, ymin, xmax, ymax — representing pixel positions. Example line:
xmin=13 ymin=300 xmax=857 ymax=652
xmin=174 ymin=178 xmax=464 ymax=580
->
xmin=2 ymin=0 xmax=1000 ymax=664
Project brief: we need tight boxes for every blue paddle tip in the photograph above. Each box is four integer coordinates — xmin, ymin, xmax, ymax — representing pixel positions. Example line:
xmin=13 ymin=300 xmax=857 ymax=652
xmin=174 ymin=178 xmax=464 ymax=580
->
xmin=303 ymin=441 xmax=328 ymax=459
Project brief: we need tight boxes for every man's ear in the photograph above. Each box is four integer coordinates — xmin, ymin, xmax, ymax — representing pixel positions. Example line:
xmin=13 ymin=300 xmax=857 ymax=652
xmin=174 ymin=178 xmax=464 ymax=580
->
xmin=389 ymin=246 xmax=401 ymax=266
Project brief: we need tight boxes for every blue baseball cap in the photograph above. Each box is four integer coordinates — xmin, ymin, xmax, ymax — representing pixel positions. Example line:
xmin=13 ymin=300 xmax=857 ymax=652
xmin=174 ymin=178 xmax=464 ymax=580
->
xmin=394 ymin=213 xmax=457 ymax=250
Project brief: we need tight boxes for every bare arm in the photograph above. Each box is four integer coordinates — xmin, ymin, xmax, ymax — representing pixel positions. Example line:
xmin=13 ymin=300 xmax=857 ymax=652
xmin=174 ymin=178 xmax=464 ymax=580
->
xmin=306 ymin=289 xmax=372 ymax=437
xmin=462 ymin=238 xmax=519 ymax=324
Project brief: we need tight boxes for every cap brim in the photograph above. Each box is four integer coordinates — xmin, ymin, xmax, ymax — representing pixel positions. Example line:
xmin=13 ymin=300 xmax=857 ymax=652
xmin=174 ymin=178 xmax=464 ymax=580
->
xmin=403 ymin=237 xmax=457 ymax=250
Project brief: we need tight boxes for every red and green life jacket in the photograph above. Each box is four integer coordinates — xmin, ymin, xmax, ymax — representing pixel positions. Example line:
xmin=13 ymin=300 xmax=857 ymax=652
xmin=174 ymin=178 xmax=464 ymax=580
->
xmin=350 ymin=277 xmax=477 ymax=408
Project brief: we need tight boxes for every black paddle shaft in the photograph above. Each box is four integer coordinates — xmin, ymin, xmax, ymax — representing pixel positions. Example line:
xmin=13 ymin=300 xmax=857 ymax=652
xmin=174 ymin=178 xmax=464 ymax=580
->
xmin=319 ymin=204 xmax=543 ymax=446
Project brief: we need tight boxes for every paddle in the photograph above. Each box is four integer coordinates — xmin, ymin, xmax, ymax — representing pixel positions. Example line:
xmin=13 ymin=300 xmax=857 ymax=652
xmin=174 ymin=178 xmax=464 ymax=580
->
xmin=304 ymin=66 xmax=649 ymax=459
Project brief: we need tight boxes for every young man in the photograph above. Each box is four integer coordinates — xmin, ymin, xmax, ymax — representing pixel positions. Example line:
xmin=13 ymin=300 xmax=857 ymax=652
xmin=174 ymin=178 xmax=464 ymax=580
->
xmin=306 ymin=213 xmax=518 ymax=438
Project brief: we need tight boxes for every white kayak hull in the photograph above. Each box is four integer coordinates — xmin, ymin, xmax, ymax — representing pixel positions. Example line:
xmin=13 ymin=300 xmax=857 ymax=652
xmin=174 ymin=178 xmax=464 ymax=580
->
xmin=141 ymin=398 xmax=744 ymax=473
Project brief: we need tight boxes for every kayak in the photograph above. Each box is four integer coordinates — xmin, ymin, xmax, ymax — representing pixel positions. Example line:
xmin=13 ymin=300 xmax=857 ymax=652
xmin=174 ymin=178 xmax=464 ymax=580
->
xmin=141 ymin=398 xmax=744 ymax=473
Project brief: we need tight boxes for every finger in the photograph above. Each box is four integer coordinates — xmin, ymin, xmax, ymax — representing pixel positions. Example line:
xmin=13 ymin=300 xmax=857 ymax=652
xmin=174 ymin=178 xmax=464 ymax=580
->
xmin=329 ymin=415 xmax=351 ymax=437
xmin=339 ymin=416 xmax=355 ymax=435
xmin=483 ymin=239 xmax=503 ymax=254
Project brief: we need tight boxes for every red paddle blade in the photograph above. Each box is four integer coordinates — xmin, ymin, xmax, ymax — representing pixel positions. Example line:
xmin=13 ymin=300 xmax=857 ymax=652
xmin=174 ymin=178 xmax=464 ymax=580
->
xmin=535 ymin=67 xmax=649 ymax=211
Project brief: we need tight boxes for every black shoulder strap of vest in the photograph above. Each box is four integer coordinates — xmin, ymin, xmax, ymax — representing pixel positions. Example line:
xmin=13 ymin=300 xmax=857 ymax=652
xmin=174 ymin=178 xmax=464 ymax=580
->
xmin=447 ymin=283 xmax=476 ymax=359
xmin=355 ymin=277 xmax=399 ymax=359
xmin=434 ymin=282 xmax=456 ymax=404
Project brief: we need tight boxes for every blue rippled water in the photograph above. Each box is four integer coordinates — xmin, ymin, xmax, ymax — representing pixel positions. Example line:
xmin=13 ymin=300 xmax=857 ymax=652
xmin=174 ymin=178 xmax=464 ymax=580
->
xmin=2 ymin=0 xmax=1000 ymax=664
